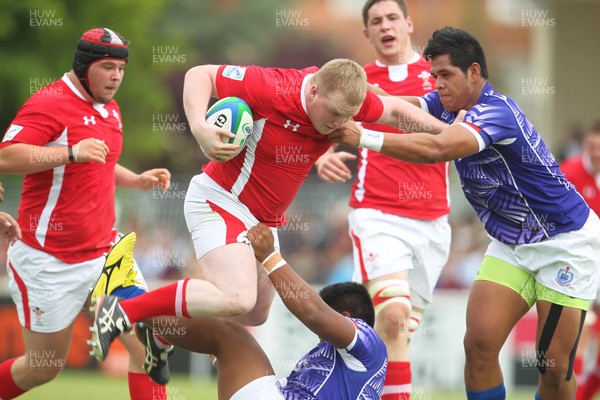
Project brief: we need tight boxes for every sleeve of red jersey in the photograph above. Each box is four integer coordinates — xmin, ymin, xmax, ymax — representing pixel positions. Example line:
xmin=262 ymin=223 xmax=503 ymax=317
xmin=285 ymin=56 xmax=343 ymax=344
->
xmin=1 ymin=96 xmax=65 ymax=150
xmin=353 ymin=91 xmax=384 ymax=123
xmin=215 ymin=65 xmax=266 ymax=110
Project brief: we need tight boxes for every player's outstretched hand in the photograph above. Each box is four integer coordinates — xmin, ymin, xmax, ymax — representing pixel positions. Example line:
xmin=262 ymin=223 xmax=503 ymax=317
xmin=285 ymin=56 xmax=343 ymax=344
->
xmin=247 ymin=223 xmax=276 ymax=262
xmin=195 ymin=123 xmax=240 ymax=162
xmin=315 ymin=151 xmax=357 ymax=183
xmin=135 ymin=168 xmax=171 ymax=191
xmin=328 ymin=120 xmax=362 ymax=148
xmin=73 ymin=138 xmax=110 ymax=163
xmin=0 ymin=211 xmax=22 ymax=244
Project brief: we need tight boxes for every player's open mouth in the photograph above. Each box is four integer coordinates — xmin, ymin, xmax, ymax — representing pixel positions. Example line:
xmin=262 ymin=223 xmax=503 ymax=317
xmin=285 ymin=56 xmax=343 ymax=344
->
xmin=381 ymin=35 xmax=395 ymax=45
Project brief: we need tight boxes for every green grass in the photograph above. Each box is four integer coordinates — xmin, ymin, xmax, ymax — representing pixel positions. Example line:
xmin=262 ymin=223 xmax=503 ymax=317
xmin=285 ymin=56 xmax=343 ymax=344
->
xmin=17 ymin=370 xmax=543 ymax=399
xmin=19 ymin=371 xmax=217 ymax=400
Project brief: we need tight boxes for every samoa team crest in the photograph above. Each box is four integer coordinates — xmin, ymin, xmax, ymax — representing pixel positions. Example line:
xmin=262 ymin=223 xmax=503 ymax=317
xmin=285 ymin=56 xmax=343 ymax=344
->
xmin=555 ymin=266 xmax=574 ymax=287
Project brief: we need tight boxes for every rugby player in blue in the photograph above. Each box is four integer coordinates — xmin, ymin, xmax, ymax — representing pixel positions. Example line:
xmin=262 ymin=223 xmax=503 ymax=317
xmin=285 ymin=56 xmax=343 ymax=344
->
xmin=330 ymin=27 xmax=600 ymax=400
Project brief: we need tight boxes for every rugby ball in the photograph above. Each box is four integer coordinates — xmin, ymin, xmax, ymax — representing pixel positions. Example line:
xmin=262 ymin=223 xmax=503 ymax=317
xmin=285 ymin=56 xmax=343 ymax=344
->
xmin=205 ymin=96 xmax=253 ymax=159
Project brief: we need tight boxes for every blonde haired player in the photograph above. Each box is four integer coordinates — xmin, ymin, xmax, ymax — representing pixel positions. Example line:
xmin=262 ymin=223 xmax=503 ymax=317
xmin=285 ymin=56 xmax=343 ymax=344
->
xmin=89 ymin=58 xmax=450 ymax=362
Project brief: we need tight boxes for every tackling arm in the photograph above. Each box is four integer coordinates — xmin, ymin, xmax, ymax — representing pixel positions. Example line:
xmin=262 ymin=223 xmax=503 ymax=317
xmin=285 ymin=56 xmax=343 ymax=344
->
xmin=329 ymin=122 xmax=480 ymax=163
xmin=248 ymin=224 xmax=356 ymax=349
xmin=377 ymin=95 xmax=448 ymax=134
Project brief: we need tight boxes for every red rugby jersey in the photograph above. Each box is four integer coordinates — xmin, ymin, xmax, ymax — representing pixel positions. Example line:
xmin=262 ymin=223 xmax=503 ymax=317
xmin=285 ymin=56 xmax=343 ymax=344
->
xmin=203 ymin=64 xmax=384 ymax=226
xmin=1 ymin=75 xmax=120 ymax=262
xmin=350 ymin=54 xmax=450 ymax=220
xmin=560 ymin=155 xmax=600 ymax=215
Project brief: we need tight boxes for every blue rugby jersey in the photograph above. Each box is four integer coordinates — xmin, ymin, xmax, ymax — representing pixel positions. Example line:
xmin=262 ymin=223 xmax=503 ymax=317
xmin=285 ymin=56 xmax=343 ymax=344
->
xmin=281 ymin=318 xmax=387 ymax=399
xmin=420 ymin=83 xmax=589 ymax=244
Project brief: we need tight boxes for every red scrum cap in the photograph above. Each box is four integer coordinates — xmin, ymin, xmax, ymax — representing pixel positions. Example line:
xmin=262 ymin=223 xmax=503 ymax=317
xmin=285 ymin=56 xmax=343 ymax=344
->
xmin=72 ymin=28 xmax=128 ymax=98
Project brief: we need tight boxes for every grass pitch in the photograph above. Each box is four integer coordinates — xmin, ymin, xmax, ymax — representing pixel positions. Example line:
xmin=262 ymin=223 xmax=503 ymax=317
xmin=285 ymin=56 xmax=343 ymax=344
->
xmin=18 ymin=370 xmax=542 ymax=399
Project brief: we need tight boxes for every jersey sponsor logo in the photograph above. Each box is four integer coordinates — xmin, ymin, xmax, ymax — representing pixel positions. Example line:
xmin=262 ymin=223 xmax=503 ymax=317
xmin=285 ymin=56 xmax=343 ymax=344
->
xmin=83 ymin=116 xmax=97 ymax=125
xmin=555 ymin=266 xmax=574 ymax=287
xmin=283 ymin=120 xmax=300 ymax=132
xmin=3 ymin=124 xmax=23 ymax=142
xmin=222 ymin=66 xmax=247 ymax=81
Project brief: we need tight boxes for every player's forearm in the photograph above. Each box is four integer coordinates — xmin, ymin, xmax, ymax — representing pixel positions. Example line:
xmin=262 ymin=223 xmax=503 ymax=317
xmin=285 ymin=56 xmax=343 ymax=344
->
xmin=0 ymin=143 xmax=70 ymax=174
xmin=183 ymin=65 xmax=220 ymax=139
xmin=268 ymin=265 xmax=330 ymax=328
xmin=379 ymin=132 xmax=447 ymax=163
xmin=381 ymin=96 xmax=447 ymax=134
xmin=115 ymin=164 xmax=139 ymax=188
xmin=267 ymin=261 xmax=355 ymax=348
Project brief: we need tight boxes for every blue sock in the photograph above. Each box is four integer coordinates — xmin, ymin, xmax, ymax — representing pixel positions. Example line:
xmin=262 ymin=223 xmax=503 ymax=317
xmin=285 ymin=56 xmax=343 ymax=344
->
xmin=535 ymin=392 xmax=541 ymax=400
xmin=466 ymin=383 xmax=506 ymax=400
xmin=111 ymin=285 xmax=147 ymax=299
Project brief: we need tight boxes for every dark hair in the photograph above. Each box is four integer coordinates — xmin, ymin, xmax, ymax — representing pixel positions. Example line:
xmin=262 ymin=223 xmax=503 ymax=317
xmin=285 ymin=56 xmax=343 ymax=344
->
xmin=424 ymin=27 xmax=489 ymax=79
xmin=362 ymin=0 xmax=408 ymax=27
xmin=319 ymin=282 xmax=375 ymax=327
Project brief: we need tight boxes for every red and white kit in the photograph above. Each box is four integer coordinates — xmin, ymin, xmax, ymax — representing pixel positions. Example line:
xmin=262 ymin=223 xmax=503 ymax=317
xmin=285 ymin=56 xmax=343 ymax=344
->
xmin=186 ymin=65 xmax=384 ymax=259
xmin=2 ymin=75 xmax=122 ymax=331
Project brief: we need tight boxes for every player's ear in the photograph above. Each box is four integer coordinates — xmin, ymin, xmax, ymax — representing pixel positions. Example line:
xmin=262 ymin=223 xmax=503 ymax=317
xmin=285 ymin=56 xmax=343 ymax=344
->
xmin=406 ymin=16 xmax=414 ymax=34
xmin=468 ymin=63 xmax=481 ymax=81
xmin=341 ymin=310 xmax=351 ymax=318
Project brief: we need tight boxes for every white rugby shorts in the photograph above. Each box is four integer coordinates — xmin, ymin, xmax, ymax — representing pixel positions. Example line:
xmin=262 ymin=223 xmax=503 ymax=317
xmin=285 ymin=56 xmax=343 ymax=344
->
xmin=184 ymin=173 xmax=280 ymax=260
xmin=230 ymin=375 xmax=285 ymax=400
xmin=6 ymin=240 xmax=105 ymax=333
xmin=349 ymin=208 xmax=451 ymax=307
xmin=485 ymin=211 xmax=600 ymax=301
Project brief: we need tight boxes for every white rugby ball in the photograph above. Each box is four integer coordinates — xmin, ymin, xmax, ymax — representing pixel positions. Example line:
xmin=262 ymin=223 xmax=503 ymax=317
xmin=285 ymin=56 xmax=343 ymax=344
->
xmin=205 ymin=96 xmax=253 ymax=160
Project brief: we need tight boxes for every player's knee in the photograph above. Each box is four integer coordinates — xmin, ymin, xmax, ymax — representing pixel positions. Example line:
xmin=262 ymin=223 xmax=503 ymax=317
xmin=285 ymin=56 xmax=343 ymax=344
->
xmin=377 ymin=302 xmax=411 ymax=339
xmin=463 ymin=329 xmax=499 ymax=362
xmin=369 ymin=279 xmax=412 ymax=338
xmin=27 ymin=364 xmax=63 ymax=386
xmin=538 ymin=361 xmax=573 ymax=390
xmin=227 ymin=293 xmax=257 ymax=317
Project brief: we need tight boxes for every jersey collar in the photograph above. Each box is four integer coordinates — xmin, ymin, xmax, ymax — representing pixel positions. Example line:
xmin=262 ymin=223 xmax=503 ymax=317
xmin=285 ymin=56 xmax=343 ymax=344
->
xmin=300 ymin=73 xmax=312 ymax=115
xmin=374 ymin=52 xmax=420 ymax=67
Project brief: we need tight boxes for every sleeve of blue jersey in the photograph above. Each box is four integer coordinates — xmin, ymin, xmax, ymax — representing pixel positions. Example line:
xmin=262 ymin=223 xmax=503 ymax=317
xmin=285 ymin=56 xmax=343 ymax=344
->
xmin=346 ymin=319 xmax=387 ymax=368
xmin=419 ymin=91 xmax=444 ymax=119
xmin=463 ymin=103 xmax=519 ymax=147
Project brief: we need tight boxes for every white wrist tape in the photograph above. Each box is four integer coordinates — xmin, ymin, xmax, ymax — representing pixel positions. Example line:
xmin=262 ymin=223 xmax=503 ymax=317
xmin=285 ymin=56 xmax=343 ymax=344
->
xmin=358 ymin=128 xmax=384 ymax=152
xmin=261 ymin=251 xmax=287 ymax=274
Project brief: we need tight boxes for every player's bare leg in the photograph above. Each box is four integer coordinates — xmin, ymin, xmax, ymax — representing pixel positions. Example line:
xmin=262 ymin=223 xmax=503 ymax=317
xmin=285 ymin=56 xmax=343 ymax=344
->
xmin=159 ymin=316 xmax=274 ymax=400
xmin=11 ymin=325 xmax=74 ymax=389
xmin=535 ymin=301 xmax=586 ymax=400
xmin=366 ymin=272 xmax=413 ymax=399
xmin=464 ymin=280 xmax=530 ymax=391
xmin=227 ymin=261 xmax=276 ymax=326
xmin=119 ymin=333 xmax=147 ymax=374
xmin=185 ymin=243 xmax=265 ymax=321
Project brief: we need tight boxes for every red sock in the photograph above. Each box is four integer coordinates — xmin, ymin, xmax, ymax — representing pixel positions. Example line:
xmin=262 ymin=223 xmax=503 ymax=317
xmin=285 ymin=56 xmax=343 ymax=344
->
xmin=381 ymin=361 xmax=411 ymax=400
xmin=120 ymin=279 xmax=191 ymax=322
xmin=0 ymin=358 xmax=27 ymax=399
xmin=128 ymin=372 xmax=166 ymax=400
